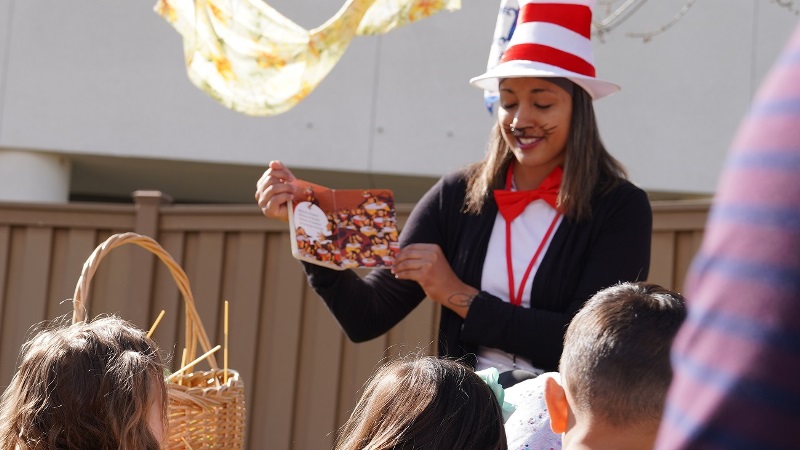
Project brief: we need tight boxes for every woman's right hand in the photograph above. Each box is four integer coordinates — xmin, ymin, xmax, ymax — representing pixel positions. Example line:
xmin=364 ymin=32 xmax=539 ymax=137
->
xmin=255 ymin=160 xmax=297 ymax=222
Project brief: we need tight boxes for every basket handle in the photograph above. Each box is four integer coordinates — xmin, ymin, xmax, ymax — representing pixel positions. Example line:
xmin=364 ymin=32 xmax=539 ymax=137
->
xmin=72 ymin=232 xmax=218 ymax=369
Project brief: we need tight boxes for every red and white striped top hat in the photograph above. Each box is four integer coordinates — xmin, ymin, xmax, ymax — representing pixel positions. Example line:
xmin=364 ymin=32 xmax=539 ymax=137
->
xmin=470 ymin=0 xmax=620 ymax=100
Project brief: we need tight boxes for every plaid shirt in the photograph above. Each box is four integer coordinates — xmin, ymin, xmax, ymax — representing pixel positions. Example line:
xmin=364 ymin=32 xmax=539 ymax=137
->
xmin=656 ymin=21 xmax=800 ymax=450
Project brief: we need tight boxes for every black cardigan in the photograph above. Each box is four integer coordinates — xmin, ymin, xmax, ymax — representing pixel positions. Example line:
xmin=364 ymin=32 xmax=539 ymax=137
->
xmin=303 ymin=169 xmax=652 ymax=371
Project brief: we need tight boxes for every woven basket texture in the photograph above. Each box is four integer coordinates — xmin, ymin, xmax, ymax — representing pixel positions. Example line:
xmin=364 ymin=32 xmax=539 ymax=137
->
xmin=73 ymin=232 xmax=246 ymax=450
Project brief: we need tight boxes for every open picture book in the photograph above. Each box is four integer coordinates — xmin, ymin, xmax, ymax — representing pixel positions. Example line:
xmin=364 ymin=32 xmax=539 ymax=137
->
xmin=286 ymin=179 xmax=398 ymax=270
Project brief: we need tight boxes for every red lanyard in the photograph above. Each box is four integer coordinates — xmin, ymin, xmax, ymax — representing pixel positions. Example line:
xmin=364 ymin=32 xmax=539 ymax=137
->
xmin=504 ymin=212 xmax=560 ymax=306
xmin=502 ymin=167 xmax=561 ymax=307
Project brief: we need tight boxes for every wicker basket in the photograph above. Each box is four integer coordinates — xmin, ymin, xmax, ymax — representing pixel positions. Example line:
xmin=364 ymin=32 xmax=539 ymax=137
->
xmin=72 ymin=232 xmax=246 ymax=450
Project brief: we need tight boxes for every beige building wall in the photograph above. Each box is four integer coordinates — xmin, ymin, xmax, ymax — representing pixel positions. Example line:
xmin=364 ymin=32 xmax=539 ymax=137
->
xmin=0 ymin=1 xmax=797 ymax=203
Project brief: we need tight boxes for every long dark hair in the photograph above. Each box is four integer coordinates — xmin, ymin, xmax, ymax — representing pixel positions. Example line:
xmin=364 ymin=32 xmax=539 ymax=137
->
xmin=464 ymin=85 xmax=627 ymax=221
xmin=0 ymin=316 xmax=168 ymax=450
xmin=335 ymin=356 xmax=507 ymax=450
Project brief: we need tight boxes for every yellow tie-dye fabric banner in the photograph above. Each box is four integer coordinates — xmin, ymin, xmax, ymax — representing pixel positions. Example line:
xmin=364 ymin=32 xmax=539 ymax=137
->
xmin=155 ymin=0 xmax=460 ymax=116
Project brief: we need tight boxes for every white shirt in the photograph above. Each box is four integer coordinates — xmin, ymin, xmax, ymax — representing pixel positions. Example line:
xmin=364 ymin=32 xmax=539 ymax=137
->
xmin=476 ymin=198 xmax=562 ymax=373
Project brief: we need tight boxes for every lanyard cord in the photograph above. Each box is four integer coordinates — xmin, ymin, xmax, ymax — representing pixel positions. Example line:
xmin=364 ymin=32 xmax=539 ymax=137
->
xmin=505 ymin=212 xmax=560 ymax=306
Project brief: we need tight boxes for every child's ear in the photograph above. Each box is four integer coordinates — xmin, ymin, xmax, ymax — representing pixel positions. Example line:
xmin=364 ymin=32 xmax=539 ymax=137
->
xmin=544 ymin=375 xmax=569 ymax=434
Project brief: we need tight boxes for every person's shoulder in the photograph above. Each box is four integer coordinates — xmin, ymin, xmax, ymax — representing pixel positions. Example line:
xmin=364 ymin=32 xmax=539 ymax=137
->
xmin=504 ymin=372 xmax=557 ymax=397
xmin=412 ymin=166 xmax=473 ymax=217
xmin=441 ymin=166 xmax=473 ymax=188
xmin=504 ymin=372 xmax=562 ymax=449
xmin=595 ymin=176 xmax=649 ymax=204
xmin=589 ymin=177 xmax=651 ymax=220
xmin=425 ymin=166 xmax=473 ymax=196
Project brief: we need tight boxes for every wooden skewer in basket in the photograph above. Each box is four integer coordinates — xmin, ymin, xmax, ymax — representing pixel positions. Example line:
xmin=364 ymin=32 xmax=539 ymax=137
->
xmin=147 ymin=309 xmax=166 ymax=338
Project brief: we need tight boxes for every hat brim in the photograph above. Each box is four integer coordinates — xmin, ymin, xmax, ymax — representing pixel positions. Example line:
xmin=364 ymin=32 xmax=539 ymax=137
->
xmin=470 ymin=60 xmax=620 ymax=101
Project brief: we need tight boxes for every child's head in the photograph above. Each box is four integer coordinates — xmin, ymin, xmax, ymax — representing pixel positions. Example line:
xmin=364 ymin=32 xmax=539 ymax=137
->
xmin=0 ymin=316 xmax=167 ymax=450
xmin=545 ymin=282 xmax=686 ymax=449
xmin=335 ymin=356 xmax=507 ymax=450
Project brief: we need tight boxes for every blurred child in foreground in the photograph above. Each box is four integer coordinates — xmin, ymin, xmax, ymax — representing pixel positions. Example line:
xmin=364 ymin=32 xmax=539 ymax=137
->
xmin=335 ymin=356 xmax=507 ymax=450
xmin=0 ymin=316 xmax=167 ymax=450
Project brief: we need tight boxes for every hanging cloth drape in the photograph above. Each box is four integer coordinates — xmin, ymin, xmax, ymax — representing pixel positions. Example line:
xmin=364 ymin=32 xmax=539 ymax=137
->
xmin=154 ymin=0 xmax=460 ymax=116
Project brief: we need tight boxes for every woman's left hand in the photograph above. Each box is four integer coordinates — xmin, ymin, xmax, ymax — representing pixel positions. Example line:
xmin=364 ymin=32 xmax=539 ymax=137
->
xmin=393 ymin=243 xmax=479 ymax=318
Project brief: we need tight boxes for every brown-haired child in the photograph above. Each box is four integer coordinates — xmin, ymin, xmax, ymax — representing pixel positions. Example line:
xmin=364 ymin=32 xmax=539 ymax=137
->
xmin=336 ymin=356 xmax=508 ymax=450
xmin=545 ymin=282 xmax=686 ymax=450
xmin=0 ymin=316 xmax=167 ymax=450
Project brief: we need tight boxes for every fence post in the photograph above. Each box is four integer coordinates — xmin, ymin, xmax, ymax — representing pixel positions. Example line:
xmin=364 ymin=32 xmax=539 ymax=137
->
xmin=128 ymin=191 xmax=174 ymax=326
xmin=133 ymin=190 xmax=174 ymax=238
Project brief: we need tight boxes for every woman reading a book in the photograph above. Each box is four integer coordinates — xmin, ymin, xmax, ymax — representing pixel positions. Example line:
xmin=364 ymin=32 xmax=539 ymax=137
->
xmin=255 ymin=0 xmax=651 ymax=385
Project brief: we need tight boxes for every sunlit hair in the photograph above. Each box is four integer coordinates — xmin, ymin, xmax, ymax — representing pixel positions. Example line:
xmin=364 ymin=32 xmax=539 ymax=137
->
xmin=335 ymin=356 xmax=507 ymax=450
xmin=0 ymin=315 xmax=167 ymax=450
xmin=464 ymin=84 xmax=627 ymax=221
xmin=560 ymin=282 xmax=686 ymax=427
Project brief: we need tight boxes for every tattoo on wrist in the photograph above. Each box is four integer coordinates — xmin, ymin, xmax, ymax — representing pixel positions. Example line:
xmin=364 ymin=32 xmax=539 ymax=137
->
xmin=447 ymin=292 xmax=477 ymax=308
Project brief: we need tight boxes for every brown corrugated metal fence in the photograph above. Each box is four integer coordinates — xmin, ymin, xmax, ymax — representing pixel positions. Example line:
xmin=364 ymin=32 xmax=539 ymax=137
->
xmin=0 ymin=192 xmax=708 ymax=449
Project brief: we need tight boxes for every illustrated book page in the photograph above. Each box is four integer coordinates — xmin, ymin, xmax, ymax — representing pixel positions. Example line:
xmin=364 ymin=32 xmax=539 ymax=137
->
xmin=287 ymin=179 xmax=398 ymax=270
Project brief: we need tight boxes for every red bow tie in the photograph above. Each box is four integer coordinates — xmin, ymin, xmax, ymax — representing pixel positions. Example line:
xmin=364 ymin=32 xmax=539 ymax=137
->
xmin=493 ymin=165 xmax=562 ymax=223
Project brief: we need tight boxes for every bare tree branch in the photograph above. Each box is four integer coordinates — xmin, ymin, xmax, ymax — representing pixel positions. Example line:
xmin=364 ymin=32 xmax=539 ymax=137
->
xmin=627 ymin=0 xmax=696 ymax=43
xmin=592 ymin=0 xmax=650 ymax=39
xmin=771 ymin=0 xmax=800 ymax=15
xmin=592 ymin=0 xmax=798 ymax=44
